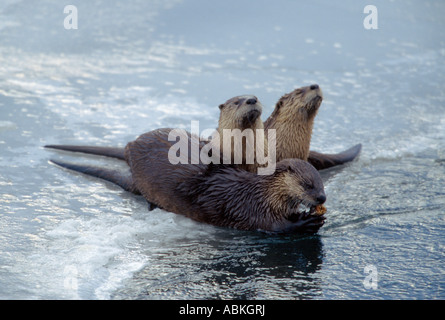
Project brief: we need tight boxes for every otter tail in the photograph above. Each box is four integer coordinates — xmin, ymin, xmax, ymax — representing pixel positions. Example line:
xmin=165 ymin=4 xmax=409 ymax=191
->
xmin=308 ymin=143 xmax=362 ymax=170
xmin=49 ymin=159 xmax=140 ymax=195
xmin=45 ymin=145 xmax=125 ymax=160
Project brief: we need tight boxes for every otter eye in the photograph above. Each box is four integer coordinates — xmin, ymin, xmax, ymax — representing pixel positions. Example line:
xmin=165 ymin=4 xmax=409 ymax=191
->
xmin=303 ymin=182 xmax=314 ymax=190
xmin=234 ymin=100 xmax=240 ymax=106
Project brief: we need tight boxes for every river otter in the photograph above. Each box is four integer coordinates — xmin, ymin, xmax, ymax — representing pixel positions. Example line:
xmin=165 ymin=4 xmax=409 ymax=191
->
xmin=264 ymin=84 xmax=362 ymax=170
xmin=214 ymin=95 xmax=269 ymax=173
xmin=49 ymin=128 xmax=326 ymax=234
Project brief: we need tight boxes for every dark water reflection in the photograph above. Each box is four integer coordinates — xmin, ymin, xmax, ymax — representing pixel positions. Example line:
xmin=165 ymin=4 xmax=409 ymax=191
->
xmin=113 ymin=232 xmax=324 ymax=299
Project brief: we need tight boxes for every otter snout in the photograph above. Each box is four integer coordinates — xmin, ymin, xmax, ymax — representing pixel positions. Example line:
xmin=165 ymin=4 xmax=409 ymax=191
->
xmin=316 ymin=193 xmax=326 ymax=205
xmin=240 ymin=95 xmax=262 ymax=125
xmin=310 ymin=84 xmax=319 ymax=90
xmin=303 ymin=83 xmax=323 ymax=105
xmin=242 ymin=108 xmax=261 ymax=127
xmin=246 ymin=97 xmax=257 ymax=105
xmin=303 ymin=83 xmax=322 ymax=95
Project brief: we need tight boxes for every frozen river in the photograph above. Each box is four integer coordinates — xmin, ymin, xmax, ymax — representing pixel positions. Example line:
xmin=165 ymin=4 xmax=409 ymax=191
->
xmin=0 ymin=0 xmax=444 ymax=299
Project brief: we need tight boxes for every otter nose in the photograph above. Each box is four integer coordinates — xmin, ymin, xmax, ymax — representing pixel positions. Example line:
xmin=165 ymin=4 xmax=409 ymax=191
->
xmin=316 ymin=194 xmax=326 ymax=204
xmin=310 ymin=84 xmax=319 ymax=90
xmin=245 ymin=98 xmax=257 ymax=105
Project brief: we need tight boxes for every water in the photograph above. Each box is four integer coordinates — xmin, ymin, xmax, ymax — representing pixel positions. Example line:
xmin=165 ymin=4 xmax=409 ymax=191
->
xmin=0 ymin=0 xmax=444 ymax=300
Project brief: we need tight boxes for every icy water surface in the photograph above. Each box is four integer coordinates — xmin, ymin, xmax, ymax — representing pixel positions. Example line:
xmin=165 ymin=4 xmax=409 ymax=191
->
xmin=0 ymin=0 xmax=444 ymax=299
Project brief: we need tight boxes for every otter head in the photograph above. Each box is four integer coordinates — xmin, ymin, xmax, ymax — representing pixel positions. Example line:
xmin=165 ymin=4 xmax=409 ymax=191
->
xmin=264 ymin=84 xmax=323 ymax=161
xmin=267 ymin=159 xmax=326 ymax=218
xmin=275 ymin=84 xmax=323 ymax=120
xmin=218 ymin=95 xmax=263 ymax=130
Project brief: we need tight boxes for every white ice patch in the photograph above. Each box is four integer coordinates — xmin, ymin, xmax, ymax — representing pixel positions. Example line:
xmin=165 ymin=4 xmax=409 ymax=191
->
xmin=367 ymin=115 xmax=445 ymax=161
xmin=23 ymin=214 xmax=149 ymax=299
xmin=18 ymin=206 xmax=216 ymax=299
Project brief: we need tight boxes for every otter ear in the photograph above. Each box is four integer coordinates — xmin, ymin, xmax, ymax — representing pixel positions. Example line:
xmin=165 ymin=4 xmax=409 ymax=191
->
xmin=218 ymin=104 xmax=224 ymax=110
xmin=276 ymin=100 xmax=283 ymax=110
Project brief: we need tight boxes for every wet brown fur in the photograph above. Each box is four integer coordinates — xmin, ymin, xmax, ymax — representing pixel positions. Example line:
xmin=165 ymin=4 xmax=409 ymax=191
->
xmin=123 ymin=128 xmax=326 ymax=232
xmin=215 ymin=95 xmax=267 ymax=173
xmin=49 ymin=128 xmax=326 ymax=233
xmin=264 ymin=84 xmax=323 ymax=162
xmin=264 ymin=84 xmax=362 ymax=170
xmin=45 ymin=87 xmax=360 ymax=171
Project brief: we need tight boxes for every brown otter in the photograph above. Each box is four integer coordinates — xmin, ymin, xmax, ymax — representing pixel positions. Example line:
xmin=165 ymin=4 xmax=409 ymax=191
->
xmin=214 ymin=95 xmax=269 ymax=173
xmin=49 ymin=128 xmax=326 ymax=234
xmin=264 ymin=84 xmax=362 ymax=170
xmin=264 ymin=84 xmax=323 ymax=162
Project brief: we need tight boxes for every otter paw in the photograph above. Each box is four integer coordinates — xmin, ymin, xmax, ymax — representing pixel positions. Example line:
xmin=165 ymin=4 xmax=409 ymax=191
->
xmin=287 ymin=211 xmax=326 ymax=234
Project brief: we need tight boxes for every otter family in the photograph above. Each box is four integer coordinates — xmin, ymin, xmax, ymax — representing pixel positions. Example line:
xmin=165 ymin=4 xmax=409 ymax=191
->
xmin=45 ymin=84 xmax=361 ymax=234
